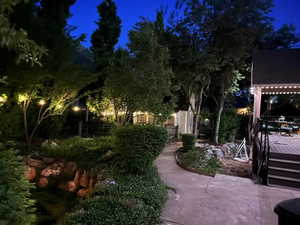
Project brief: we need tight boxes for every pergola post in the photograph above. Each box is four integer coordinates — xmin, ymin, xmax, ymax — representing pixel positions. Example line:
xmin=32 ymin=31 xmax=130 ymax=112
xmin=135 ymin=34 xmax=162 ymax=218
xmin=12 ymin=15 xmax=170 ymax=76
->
xmin=253 ymin=87 xmax=262 ymax=125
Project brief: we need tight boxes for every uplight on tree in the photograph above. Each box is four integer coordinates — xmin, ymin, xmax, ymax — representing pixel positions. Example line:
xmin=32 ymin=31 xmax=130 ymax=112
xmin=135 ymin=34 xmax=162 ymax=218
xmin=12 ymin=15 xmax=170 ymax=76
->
xmin=0 ymin=94 xmax=7 ymax=103
xmin=18 ymin=93 xmax=29 ymax=103
xmin=0 ymin=94 xmax=7 ymax=107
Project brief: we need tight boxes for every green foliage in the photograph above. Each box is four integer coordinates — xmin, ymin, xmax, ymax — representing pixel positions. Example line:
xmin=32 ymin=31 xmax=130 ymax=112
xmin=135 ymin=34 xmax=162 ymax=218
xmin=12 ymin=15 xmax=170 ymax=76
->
xmin=0 ymin=147 xmax=35 ymax=225
xmin=178 ymin=148 xmax=221 ymax=176
xmin=181 ymin=134 xmax=196 ymax=151
xmin=32 ymin=187 xmax=78 ymax=225
xmin=91 ymin=0 xmax=121 ymax=71
xmin=38 ymin=115 xmax=66 ymax=139
xmin=62 ymin=167 xmax=167 ymax=225
xmin=0 ymin=0 xmax=47 ymax=66
xmin=103 ymin=17 xmax=174 ymax=124
xmin=259 ymin=24 xmax=300 ymax=49
xmin=115 ymin=125 xmax=168 ymax=174
xmin=219 ymin=109 xmax=241 ymax=144
xmin=41 ymin=136 xmax=116 ymax=168
xmin=85 ymin=120 xmax=117 ymax=137
xmin=0 ymin=105 xmax=23 ymax=141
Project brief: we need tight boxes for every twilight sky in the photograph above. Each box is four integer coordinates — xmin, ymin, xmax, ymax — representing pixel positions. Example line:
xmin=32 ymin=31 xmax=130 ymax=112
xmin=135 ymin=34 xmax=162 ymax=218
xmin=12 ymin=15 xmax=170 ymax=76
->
xmin=68 ymin=0 xmax=300 ymax=48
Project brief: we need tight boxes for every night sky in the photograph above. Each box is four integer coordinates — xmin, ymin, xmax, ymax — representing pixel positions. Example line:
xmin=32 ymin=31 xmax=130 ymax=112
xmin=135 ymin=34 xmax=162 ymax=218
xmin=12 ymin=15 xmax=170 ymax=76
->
xmin=68 ymin=0 xmax=300 ymax=48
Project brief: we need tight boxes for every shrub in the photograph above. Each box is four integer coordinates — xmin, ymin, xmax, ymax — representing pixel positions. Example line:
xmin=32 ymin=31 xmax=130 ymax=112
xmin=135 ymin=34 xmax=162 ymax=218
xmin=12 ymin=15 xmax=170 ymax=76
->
xmin=115 ymin=125 xmax=168 ymax=174
xmin=85 ymin=119 xmax=117 ymax=136
xmin=62 ymin=167 xmax=167 ymax=225
xmin=0 ymin=106 xmax=23 ymax=141
xmin=219 ymin=109 xmax=241 ymax=144
xmin=178 ymin=148 xmax=221 ymax=176
xmin=0 ymin=147 xmax=35 ymax=225
xmin=40 ymin=136 xmax=116 ymax=168
xmin=181 ymin=134 xmax=196 ymax=151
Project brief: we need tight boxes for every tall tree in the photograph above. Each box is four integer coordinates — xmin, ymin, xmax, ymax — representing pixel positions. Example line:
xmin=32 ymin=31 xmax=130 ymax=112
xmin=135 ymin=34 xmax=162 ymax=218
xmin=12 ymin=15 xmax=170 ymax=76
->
xmin=165 ymin=18 xmax=215 ymax=135
xmin=91 ymin=0 xmax=121 ymax=72
xmin=103 ymin=17 xmax=174 ymax=125
xmin=38 ymin=0 xmax=78 ymax=70
xmin=177 ymin=0 xmax=276 ymax=143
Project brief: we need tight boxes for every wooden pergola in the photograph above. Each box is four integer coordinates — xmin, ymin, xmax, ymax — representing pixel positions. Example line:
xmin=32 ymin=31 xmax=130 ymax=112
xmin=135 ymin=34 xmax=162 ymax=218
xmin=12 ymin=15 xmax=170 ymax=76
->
xmin=251 ymin=49 xmax=300 ymax=123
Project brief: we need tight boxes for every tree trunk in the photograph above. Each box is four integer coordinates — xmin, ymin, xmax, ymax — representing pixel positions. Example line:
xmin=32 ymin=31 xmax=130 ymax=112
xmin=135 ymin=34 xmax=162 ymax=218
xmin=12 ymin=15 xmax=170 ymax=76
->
xmin=192 ymin=87 xmax=204 ymax=136
xmin=214 ymin=93 xmax=225 ymax=144
xmin=28 ymin=121 xmax=41 ymax=148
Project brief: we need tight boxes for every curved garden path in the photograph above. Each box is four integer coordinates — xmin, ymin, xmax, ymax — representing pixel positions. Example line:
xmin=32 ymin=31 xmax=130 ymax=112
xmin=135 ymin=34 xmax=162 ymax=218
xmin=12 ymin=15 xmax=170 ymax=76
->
xmin=156 ymin=143 xmax=300 ymax=225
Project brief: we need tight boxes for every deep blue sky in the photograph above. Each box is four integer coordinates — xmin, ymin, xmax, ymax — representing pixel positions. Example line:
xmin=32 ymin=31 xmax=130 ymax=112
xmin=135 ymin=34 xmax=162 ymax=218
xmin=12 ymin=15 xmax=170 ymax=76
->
xmin=68 ymin=0 xmax=300 ymax=48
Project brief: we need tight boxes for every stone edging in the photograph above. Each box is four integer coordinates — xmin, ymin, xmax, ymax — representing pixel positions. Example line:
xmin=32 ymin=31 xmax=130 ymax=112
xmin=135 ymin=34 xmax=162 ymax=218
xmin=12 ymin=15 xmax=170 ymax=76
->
xmin=174 ymin=148 xmax=215 ymax=177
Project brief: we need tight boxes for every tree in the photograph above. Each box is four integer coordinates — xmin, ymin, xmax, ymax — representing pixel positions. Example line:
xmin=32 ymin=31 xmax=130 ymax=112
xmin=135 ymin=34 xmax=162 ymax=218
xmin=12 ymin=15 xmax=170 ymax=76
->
xmin=177 ymin=0 xmax=276 ymax=143
xmin=11 ymin=68 xmax=96 ymax=147
xmin=0 ymin=0 xmax=47 ymax=70
xmin=165 ymin=20 xmax=215 ymax=135
xmin=38 ymin=0 xmax=80 ymax=71
xmin=258 ymin=24 xmax=300 ymax=49
xmin=102 ymin=18 xmax=174 ymax=125
xmin=91 ymin=0 xmax=121 ymax=72
xmin=128 ymin=18 xmax=174 ymax=120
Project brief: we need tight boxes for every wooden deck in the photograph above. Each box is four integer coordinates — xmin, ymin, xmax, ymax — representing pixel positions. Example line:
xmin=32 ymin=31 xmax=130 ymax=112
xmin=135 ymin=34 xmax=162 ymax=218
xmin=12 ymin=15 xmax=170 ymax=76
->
xmin=269 ymin=134 xmax=300 ymax=155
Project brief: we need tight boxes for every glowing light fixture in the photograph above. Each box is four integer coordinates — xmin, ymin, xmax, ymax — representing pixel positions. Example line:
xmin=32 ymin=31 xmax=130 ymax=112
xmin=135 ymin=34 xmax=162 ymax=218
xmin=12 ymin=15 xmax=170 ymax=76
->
xmin=38 ymin=99 xmax=46 ymax=106
xmin=72 ymin=106 xmax=81 ymax=112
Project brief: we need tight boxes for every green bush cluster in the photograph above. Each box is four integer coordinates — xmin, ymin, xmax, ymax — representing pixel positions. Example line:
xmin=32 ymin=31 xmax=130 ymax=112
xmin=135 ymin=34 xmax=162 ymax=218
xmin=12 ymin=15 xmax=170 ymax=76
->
xmin=115 ymin=125 xmax=168 ymax=174
xmin=41 ymin=136 xmax=116 ymax=168
xmin=181 ymin=134 xmax=196 ymax=151
xmin=0 ymin=106 xmax=23 ymax=141
xmin=62 ymin=167 xmax=167 ymax=225
xmin=0 ymin=147 xmax=35 ymax=225
xmin=178 ymin=148 xmax=221 ymax=176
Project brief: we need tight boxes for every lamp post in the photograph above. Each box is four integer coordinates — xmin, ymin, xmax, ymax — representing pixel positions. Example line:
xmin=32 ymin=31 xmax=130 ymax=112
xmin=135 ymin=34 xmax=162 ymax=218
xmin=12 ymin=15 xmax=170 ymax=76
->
xmin=72 ymin=106 xmax=82 ymax=137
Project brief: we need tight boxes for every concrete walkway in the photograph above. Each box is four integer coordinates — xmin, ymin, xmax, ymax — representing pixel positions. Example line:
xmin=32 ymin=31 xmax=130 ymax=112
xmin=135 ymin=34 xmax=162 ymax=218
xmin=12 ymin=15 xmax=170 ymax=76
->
xmin=156 ymin=143 xmax=300 ymax=225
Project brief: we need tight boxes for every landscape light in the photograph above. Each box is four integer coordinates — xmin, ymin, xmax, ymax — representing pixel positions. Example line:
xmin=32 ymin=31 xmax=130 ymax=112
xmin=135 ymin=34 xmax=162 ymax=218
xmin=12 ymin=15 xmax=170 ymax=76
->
xmin=38 ymin=99 xmax=46 ymax=106
xmin=72 ymin=106 xmax=81 ymax=112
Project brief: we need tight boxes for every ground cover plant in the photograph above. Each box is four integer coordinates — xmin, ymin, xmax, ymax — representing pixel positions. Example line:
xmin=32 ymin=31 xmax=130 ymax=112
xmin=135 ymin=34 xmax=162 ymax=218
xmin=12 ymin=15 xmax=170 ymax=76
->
xmin=177 ymin=148 xmax=222 ymax=176
xmin=62 ymin=167 xmax=167 ymax=225
xmin=40 ymin=136 xmax=116 ymax=168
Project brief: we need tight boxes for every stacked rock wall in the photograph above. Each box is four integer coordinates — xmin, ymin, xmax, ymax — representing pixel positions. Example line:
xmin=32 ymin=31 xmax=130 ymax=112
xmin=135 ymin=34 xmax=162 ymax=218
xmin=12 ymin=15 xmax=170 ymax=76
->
xmin=24 ymin=157 xmax=97 ymax=198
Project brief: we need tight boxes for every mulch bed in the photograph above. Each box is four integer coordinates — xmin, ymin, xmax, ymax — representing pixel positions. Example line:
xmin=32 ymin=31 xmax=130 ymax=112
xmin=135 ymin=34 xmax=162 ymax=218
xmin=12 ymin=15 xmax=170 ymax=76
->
xmin=220 ymin=159 xmax=252 ymax=178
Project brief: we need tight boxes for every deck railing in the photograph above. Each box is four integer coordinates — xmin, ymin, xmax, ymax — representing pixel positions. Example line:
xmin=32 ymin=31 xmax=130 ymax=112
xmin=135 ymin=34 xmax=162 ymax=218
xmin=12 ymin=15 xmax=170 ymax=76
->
xmin=252 ymin=118 xmax=271 ymax=185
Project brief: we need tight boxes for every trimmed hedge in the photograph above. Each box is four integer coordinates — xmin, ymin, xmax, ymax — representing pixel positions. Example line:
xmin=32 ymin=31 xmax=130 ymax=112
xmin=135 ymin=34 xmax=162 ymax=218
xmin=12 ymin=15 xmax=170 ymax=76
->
xmin=181 ymin=134 xmax=196 ymax=151
xmin=115 ymin=125 xmax=168 ymax=174
xmin=0 ymin=147 xmax=35 ymax=225
xmin=62 ymin=167 xmax=167 ymax=225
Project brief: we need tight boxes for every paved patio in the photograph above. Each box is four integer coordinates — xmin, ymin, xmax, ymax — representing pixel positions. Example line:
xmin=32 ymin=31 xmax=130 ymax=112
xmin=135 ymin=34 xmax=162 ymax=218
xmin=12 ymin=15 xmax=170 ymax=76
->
xmin=269 ymin=133 xmax=300 ymax=155
xmin=156 ymin=143 xmax=300 ymax=225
